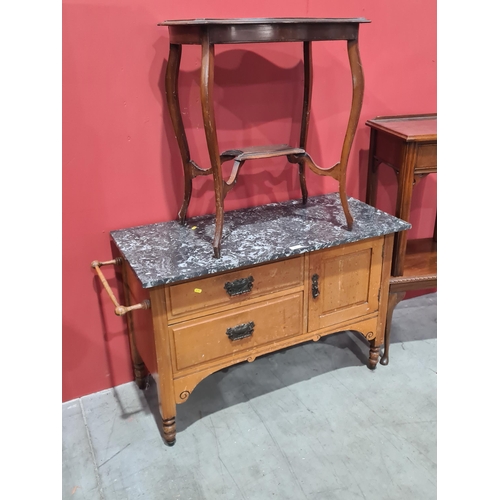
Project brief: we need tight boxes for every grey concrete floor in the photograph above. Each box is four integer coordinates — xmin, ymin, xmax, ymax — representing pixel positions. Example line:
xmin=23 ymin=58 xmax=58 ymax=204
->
xmin=63 ymin=293 xmax=437 ymax=500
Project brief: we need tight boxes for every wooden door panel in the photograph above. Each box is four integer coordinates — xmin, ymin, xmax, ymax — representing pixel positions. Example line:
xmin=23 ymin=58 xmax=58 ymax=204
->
xmin=308 ymin=238 xmax=384 ymax=331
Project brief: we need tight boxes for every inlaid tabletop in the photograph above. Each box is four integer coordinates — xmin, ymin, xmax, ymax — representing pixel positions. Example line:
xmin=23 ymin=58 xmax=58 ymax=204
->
xmin=111 ymin=194 xmax=410 ymax=288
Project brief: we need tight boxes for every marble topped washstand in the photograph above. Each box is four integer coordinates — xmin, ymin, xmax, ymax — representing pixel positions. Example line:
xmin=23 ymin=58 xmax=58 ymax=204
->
xmin=92 ymin=193 xmax=409 ymax=445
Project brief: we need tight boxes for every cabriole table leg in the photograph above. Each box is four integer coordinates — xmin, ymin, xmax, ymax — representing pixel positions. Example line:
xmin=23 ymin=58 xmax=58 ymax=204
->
xmin=381 ymin=291 xmax=406 ymax=366
xmin=298 ymin=40 xmax=312 ymax=204
xmin=166 ymin=43 xmax=195 ymax=224
xmin=200 ymin=36 xmax=225 ymax=258
xmin=337 ymin=38 xmax=365 ymax=230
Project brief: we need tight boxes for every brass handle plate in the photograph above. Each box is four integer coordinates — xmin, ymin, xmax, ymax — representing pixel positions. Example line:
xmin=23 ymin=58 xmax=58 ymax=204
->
xmin=224 ymin=276 xmax=254 ymax=296
xmin=312 ymin=273 xmax=320 ymax=299
xmin=226 ymin=321 xmax=255 ymax=341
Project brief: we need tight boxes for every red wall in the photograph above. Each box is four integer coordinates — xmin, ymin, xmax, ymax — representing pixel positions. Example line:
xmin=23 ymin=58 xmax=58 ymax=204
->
xmin=62 ymin=1 xmax=436 ymax=401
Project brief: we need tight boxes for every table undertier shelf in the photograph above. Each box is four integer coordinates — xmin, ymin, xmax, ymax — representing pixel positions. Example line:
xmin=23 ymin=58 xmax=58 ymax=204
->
xmin=221 ymin=144 xmax=305 ymax=162
xmin=390 ymin=238 xmax=437 ymax=292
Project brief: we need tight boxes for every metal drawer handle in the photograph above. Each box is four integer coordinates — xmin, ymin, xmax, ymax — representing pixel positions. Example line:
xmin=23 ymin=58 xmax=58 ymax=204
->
xmin=312 ymin=273 xmax=320 ymax=299
xmin=224 ymin=276 xmax=254 ymax=296
xmin=226 ymin=321 xmax=255 ymax=341
xmin=91 ymin=258 xmax=150 ymax=316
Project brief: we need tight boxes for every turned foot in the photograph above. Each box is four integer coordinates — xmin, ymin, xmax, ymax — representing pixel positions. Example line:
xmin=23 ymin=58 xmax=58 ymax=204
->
xmin=368 ymin=342 xmax=381 ymax=370
xmin=162 ymin=417 xmax=176 ymax=446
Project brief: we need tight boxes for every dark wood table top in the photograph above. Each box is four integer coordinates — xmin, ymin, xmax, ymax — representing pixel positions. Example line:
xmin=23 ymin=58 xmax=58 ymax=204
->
xmin=366 ymin=114 xmax=437 ymax=142
xmin=158 ymin=18 xmax=370 ymax=26
xmin=158 ymin=18 xmax=371 ymax=44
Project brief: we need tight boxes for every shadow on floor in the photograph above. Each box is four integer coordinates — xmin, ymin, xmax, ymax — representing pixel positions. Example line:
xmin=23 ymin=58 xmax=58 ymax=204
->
xmin=145 ymin=329 xmax=370 ymax=437
xmin=121 ymin=292 xmax=437 ymax=440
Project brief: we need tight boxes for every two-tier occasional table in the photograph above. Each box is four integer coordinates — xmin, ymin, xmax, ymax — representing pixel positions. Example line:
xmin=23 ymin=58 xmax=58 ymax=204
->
xmin=92 ymin=194 xmax=409 ymax=446
xmin=158 ymin=18 xmax=370 ymax=257
xmin=365 ymin=114 xmax=437 ymax=364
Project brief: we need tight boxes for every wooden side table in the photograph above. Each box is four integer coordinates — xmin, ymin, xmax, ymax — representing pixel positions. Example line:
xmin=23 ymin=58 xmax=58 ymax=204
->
xmin=158 ymin=18 xmax=370 ymax=257
xmin=365 ymin=114 xmax=437 ymax=364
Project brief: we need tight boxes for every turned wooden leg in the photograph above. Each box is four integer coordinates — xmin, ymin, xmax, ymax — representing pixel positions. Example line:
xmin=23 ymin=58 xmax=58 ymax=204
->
xmin=381 ymin=291 xmax=406 ymax=366
xmin=117 ymin=257 xmax=150 ymax=390
xmin=200 ymin=37 xmax=224 ymax=258
xmin=165 ymin=43 xmax=196 ymax=225
xmin=368 ymin=340 xmax=381 ymax=370
xmin=127 ymin=331 xmax=148 ymax=390
xmin=162 ymin=416 xmax=176 ymax=446
xmin=133 ymin=361 xmax=148 ymax=390
xmin=150 ymin=288 xmax=178 ymax=446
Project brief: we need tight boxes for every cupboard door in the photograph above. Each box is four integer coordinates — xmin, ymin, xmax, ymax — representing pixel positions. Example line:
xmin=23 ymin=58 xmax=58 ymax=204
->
xmin=308 ymin=237 xmax=384 ymax=332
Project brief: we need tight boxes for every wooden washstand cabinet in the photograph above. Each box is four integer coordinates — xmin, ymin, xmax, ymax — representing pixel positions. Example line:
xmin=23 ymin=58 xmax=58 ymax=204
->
xmin=92 ymin=194 xmax=409 ymax=446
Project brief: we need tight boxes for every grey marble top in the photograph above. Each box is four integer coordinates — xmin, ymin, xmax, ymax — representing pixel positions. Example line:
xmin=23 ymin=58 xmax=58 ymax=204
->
xmin=110 ymin=193 xmax=410 ymax=288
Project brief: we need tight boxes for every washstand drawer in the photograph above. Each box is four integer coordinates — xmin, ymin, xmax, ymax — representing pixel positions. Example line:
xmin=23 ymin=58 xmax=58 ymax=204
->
xmin=167 ymin=257 xmax=303 ymax=318
xmin=170 ymin=292 xmax=303 ymax=371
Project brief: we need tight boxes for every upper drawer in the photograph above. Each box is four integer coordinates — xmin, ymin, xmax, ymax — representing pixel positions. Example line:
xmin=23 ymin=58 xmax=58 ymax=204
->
xmin=167 ymin=256 xmax=304 ymax=319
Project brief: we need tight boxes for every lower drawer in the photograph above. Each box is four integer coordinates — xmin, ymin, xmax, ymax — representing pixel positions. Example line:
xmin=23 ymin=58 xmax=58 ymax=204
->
xmin=170 ymin=292 xmax=303 ymax=371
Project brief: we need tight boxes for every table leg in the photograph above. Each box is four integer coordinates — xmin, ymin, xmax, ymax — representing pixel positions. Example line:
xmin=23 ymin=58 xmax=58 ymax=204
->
xmin=166 ymin=44 xmax=194 ymax=224
xmin=380 ymin=291 xmax=406 ymax=365
xmin=337 ymin=39 xmax=365 ymax=230
xmin=162 ymin=416 xmax=176 ymax=447
xmin=368 ymin=339 xmax=381 ymax=369
xmin=150 ymin=288 xmax=177 ymax=446
xmin=298 ymin=41 xmax=312 ymax=204
xmin=200 ymin=38 xmax=224 ymax=258
xmin=365 ymin=128 xmax=379 ymax=206
xmin=392 ymin=143 xmax=417 ymax=275
xmin=116 ymin=256 xmax=149 ymax=389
